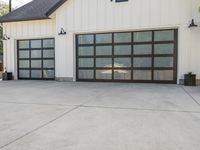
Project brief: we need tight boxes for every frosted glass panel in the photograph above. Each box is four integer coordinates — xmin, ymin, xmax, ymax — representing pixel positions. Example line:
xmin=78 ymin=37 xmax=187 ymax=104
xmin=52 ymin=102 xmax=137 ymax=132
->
xmin=79 ymin=46 xmax=94 ymax=56
xmin=96 ymin=58 xmax=112 ymax=68
xmin=19 ymin=41 xmax=29 ymax=49
xmin=78 ymin=35 xmax=94 ymax=44
xmin=134 ymin=45 xmax=152 ymax=55
xmin=19 ymin=70 xmax=30 ymax=78
xmin=96 ymin=70 xmax=112 ymax=79
xmin=154 ymin=57 xmax=173 ymax=67
xmin=133 ymin=57 xmax=152 ymax=67
xmin=154 ymin=44 xmax=174 ymax=54
xmin=43 ymin=60 xmax=54 ymax=68
xmin=31 ymin=70 xmax=42 ymax=78
xmin=96 ymin=34 xmax=112 ymax=43
xmin=114 ymin=45 xmax=131 ymax=55
xmin=154 ymin=30 xmax=174 ymax=41
xmin=31 ymin=60 xmax=42 ymax=68
xmin=114 ymin=58 xmax=131 ymax=68
xmin=31 ymin=50 xmax=41 ymax=58
xmin=31 ymin=40 xmax=42 ymax=48
xmin=79 ymin=58 xmax=94 ymax=67
xmin=154 ymin=70 xmax=173 ymax=80
xmin=79 ymin=70 xmax=94 ymax=79
xmin=43 ymin=50 xmax=54 ymax=58
xmin=43 ymin=39 xmax=54 ymax=48
xmin=43 ymin=70 xmax=55 ymax=78
xmin=19 ymin=60 xmax=29 ymax=68
xmin=114 ymin=70 xmax=131 ymax=80
xmin=134 ymin=32 xmax=152 ymax=42
xmin=96 ymin=46 xmax=112 ymax=56
xmin=114 ymin=33 xmax=131 ymax=43
xmin=133 ymin=70 xmax=152 ymax=80
xmin=19 ymin=51 xmax=29 ymax=58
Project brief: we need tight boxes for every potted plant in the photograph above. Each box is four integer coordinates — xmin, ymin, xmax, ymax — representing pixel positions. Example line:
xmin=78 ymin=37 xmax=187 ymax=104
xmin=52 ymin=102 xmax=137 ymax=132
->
xmin=2 ymin=68 xmax=13 ymax=80
xmin=184 ymin=72 xmax=196 ymax=86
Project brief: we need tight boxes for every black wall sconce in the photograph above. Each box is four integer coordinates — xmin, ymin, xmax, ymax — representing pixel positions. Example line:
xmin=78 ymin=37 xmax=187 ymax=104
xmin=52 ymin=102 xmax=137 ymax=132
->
xmin=189 ymin=19 xmax=198 ymax=28
xmin=2 ymin=34 xmax=10 ymax=40
xmin=58 ymin=28 xmax=67 ymax=35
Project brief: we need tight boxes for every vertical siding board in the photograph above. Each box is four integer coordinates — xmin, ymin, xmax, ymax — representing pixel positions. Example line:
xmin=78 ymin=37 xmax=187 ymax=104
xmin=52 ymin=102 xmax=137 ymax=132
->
xmin=140 ymin=0 xmax=150 ymax=28
xmin=131 ymin=0 xmax=140 ymax=27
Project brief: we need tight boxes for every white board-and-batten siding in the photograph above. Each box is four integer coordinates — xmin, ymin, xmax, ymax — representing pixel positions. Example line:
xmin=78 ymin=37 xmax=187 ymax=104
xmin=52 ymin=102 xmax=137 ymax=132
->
xmin=3 ymin=0 xmax=200 ymax=82
xmin=3 ymin=19 xmax=56 ymax=78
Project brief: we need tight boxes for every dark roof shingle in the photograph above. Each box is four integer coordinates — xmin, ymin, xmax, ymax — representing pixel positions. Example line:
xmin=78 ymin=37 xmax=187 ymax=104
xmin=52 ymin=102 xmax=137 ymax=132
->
xmin=0 ymin=0 xmax=67 ymax=23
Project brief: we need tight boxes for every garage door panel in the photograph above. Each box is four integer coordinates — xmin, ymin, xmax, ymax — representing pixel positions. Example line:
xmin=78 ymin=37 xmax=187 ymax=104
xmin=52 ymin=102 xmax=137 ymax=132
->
xmin=76 ymin=29 xmax=177 ymax=83
xmin=18 ymin=40 xmax=29 ymax=49
xmin=154 ymin=44 xmax=174 ymax=54
xmin=78 ymin=70 xmax=94 ymax=79
xmin=114 ymin=45 xmax=132 ymax=55
xmin=96 ymin=46 xmax=112 ymax=56
xmin=133 ymin=57 xmax=152 ymax=68
xmin=79 ymin=46 xmax=94 ymax=56
xmin=96 ymin=33 xmax=112 ymax=44
xmin=43 ymin=50 xmax=55 ymax=58
xmin=31 ymin=50 xmax=42 ymax=58
xmin=134 ymin=31 xmax=152 ymax=42
xmin=30 ymin=40 xmax=42 ymax=48
xmin=17 ymin=38 xmax=55 ymax=80
xmin=133 ymin=70 xmax=152 ymax=80
xmin=78 ymin=35 xmax=94 ymax=44
xmin=114 ymin=70 xmax=131 ymax=80
xmin=31 ymin=70 xmax=42 ymax=78
xmin=19 ymin=70 xmax=30 ymax=78
xmin=114 ymin=32 xmax=132 ymax=43
xmin=154 ymin=30 xmax=174 ymax=41
xmin=114 ymin=58 xmax=131 ymax=68
xmin=19 ymin=51 xmax=29 ymax=59
xmin=19 ymin=60 xmax=29 ymax=68
xmin=96 ymin=70 xmax=112 ymax=80
xmin=154 ymin=70 xmax=174 ymax=81
xmin=134 ymin=44 xmax=152 ymax=55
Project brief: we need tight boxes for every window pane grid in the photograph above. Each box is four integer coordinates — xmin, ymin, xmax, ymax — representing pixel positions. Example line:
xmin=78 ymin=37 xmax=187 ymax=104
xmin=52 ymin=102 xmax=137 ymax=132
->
xmin=18 ymin=39 xmax=55 ymax=79
xmin=77 ymin=29 xmax=177 ymax=82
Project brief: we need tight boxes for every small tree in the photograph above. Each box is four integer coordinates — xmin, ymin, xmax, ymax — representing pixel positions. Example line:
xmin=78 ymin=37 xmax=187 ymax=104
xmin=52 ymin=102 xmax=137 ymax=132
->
xmin=0 ymin=1 xmax=9 ymax=56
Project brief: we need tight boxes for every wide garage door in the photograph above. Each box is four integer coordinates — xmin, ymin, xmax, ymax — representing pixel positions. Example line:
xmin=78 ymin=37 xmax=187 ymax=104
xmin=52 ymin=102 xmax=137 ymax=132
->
xmin=76 ymin=29 xmax=177 ymax=83
xmin=17 ymin=39 xmax=55 ymax=80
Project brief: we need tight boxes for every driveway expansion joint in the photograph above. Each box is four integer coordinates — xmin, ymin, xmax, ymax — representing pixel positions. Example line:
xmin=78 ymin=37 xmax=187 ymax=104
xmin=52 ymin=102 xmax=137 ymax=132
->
xmin=80 ymin=105 xmax=200 ymax=114
xmin=0 ymin=106 xmax=80 ymax=150
xmin=180 ymin=86 xmax=200 ymax=107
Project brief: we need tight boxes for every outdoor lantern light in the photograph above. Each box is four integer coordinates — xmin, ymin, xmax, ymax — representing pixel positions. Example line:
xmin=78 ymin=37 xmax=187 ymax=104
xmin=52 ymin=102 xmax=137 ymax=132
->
xmin=189 ymin=19 xmax=198 ymax=28
xmin=2 ymin=34 xmax=10 ymax=40
xmin=58 ymin=28 xmax=67 ymax=35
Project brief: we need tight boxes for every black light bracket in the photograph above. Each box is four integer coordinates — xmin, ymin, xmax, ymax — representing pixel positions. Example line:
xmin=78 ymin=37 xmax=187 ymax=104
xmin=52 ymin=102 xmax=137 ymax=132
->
xmin=58 ymin=28 xmax=67 ymax=35
xmin=2 ymin=34 xmax=10 ymax=40
xmin=189 ymin=19 xmax=198 ymax=28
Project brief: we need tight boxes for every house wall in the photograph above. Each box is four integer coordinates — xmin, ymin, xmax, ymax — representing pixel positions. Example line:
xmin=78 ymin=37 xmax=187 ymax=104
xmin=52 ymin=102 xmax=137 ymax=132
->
xmin=3 ymin=19 xmax=56 ymax=79
xmin=3 ymin=0 xmax=200 ymax=83
xmin=54 ymin=0 xmax=200 ymax=82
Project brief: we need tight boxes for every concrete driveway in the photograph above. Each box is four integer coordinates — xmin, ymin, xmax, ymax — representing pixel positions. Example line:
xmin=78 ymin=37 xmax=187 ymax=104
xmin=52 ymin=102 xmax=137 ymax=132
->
xmin=0 ymin=81 xmax=200 ymax=150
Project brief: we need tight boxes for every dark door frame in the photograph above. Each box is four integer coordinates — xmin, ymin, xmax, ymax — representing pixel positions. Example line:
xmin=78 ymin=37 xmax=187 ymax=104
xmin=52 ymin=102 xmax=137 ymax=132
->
xmin=76 ymin=29 xmax=178 ymax=83
xmin=17 ymin=38 xmax=55 ymax=80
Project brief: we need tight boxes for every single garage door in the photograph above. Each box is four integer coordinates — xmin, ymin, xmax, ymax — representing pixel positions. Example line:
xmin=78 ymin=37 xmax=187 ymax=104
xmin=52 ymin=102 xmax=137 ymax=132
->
xmin=76 ymin=29 xmax=178 ymax=83
xmin=17 ymin=39 xmax=55 ymax=80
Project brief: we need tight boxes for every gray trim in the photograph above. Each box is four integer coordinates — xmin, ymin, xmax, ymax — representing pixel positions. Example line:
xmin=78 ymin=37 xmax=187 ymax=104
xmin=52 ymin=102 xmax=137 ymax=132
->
xmin=0 ymin=18 xmax=50 ymax=23
xmin=55 ymin=77 xmax=73 ymax=82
